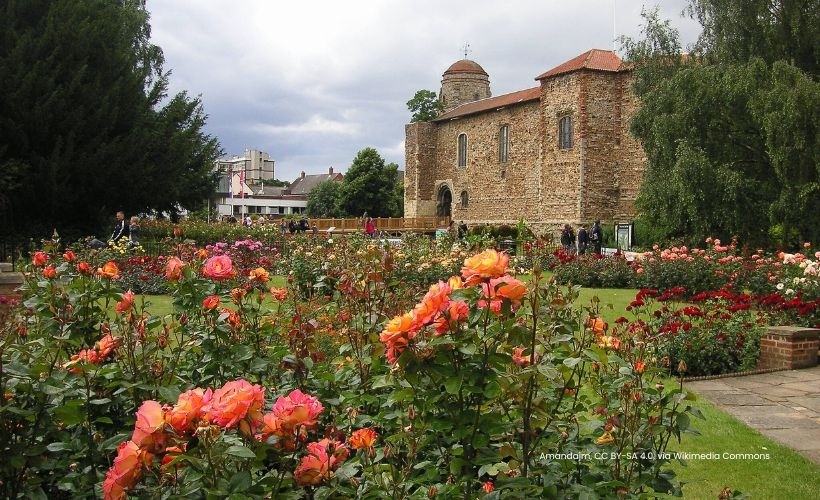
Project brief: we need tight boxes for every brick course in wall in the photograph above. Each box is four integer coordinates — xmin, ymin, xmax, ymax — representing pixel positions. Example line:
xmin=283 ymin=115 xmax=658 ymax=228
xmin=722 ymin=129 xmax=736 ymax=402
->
xmin=757 ymin=326 xmax=820 ymax=370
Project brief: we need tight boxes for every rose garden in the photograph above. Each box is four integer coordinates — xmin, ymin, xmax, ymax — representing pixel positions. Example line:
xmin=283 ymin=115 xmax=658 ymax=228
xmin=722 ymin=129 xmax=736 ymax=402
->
xmin=0 ymin=222 xmax=817 ymax=499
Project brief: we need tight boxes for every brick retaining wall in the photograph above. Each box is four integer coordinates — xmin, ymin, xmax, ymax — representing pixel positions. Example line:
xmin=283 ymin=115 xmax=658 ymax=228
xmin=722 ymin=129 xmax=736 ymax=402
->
xmin=757 ymin=326 xmax=820 ymax=370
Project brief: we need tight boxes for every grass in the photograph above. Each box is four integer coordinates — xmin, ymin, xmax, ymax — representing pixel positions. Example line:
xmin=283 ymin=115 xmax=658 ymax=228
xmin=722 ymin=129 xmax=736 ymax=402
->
xmin=670 ymin=393 xmax=820 ymax=498
xmin=134 ymin=279 xmax=820 ymax=497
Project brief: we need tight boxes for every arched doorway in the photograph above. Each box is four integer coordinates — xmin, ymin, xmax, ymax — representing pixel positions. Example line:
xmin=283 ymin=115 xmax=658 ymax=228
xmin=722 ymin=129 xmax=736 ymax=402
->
xmin=436 ymin=185 xmax=452 ymax=217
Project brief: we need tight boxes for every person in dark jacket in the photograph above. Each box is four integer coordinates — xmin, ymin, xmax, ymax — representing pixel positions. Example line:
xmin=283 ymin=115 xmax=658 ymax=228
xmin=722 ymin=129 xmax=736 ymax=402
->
xmin=111 ymin=211 xmax=129 ymax=242
xmin=590 ymin=220 xmax=603 ymax=255
xmin=560 ymin=224 xmax=576 ymax=254
xmin=577 ymin=224 xmax=589 ymax=255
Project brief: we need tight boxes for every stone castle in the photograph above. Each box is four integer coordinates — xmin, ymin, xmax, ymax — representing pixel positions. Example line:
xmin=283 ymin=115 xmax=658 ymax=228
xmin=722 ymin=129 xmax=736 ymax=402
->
xmin=404 ymin=49 xmax=646 ymax=235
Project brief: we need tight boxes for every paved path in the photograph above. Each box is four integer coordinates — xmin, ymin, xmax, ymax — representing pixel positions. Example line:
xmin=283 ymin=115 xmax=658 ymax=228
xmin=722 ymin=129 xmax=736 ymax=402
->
xmin=686 ymin=366 xmax=820 ymax=465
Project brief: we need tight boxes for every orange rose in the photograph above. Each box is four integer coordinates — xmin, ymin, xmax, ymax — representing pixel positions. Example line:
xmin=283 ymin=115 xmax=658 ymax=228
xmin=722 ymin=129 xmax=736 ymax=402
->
xmin=202 ymin=255 xmax=236 ymax=281
xmin=103 ymin=440 xmax=153 ymax=500
xmin=96 ymin=334 xmax=121 ymax=359
xmin=97 ymin=261 xmax=120 ymax=279
xmin=270 ymin=287 xmax=288 ymax=301
xmin=131 ymin=400 xmax=166 ymax=452
xmin=32 ymin=251 xmax=49 ymax=267
xmin=461 ymin=249 xmax=509 ymax=286
xmin=230 ymin=287 xmax=247 ymax=304
xmin=512 ymin=347 xmax=531 ymax=367
xmin=76 ymin=261 xmax=91 ymax=275
xmin=202 ymin=295 xmax=221 ymax=310
xmin=42 ymin=265 xmax=57 ymax=279
xmin=490 ymin=275 xmax=527 ymax=306
xmin=222 ymin=309 xmax=242 ymax=329
xmin=294 ymin=439 xmax=348 ymax=486
xmin=447 ymin=275 xmax=464 ymax=290
xmin=348 ymin=428 xmax=378 ymax=450
xmin=62 ymin=249 xmax=76 ymax=262
xmin=379 ymin=312 xmax=418 ymax=364
xmin=588 ymin=317 xmax=607 ymax=335
xmin=271 ymin=389 xmax=324 ymax=432
xmin=483 ymin=481 xmax=495 ymax=493
xmin=634 ymin=360 xmax=646 ymax=374
xmin=115 ymin=290 xmax=136 ymax=314
xmin=165 ymin=257 xmax=186 ymax=281
xmin=195 ymin=248 xmax=208 ymax=259
xmin=413 ymin=281 xmax=452 ymax=326
xmin=294 ymin=446 xmax=332 ymax=486
xmin=433 ymin=300 xmax=469 ymax=335
xmin=248 ymin=267 xmax=270 ymax=283
xmin=166 ymin=388 xmax=210 ymax=435
xmin=203 ymin=379 xmax=265 ymax=430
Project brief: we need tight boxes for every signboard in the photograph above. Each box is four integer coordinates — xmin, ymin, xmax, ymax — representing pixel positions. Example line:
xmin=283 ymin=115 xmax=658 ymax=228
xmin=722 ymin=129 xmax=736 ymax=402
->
xmin=615 ymin=223 xmax=634 ymax=251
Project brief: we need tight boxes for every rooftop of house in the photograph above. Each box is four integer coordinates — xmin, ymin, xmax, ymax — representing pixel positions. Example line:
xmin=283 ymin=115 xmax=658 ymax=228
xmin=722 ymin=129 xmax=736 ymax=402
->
xmin=288 ymin=167 xmax=344 ymax=196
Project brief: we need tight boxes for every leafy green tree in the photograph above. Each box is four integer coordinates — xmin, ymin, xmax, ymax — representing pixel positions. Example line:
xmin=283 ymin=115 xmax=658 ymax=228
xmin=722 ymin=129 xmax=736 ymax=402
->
xmin=622 ymin=6 xmax=819 ymax=247
xmin=338 ymin=148 xmax=401 ymax=217
xmin=306 ymin=180 xmax=343 ymax=218
xmin=0 ymin=0 xmax=220 ymax=238
xmin=687 ymin=0 xmax=818 ymax=75
xmin=407 ymin=89 xmax=443 ymax=122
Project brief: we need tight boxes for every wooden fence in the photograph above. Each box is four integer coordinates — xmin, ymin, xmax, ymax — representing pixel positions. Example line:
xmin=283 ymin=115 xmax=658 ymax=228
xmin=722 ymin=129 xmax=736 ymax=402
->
xmin=312 ymin=216 xmax=451 ymax=233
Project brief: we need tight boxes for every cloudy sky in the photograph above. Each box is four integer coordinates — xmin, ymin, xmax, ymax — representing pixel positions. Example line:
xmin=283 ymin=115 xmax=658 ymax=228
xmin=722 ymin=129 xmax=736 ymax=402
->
xmin=146 ymin=0 xmax=702 ymax=182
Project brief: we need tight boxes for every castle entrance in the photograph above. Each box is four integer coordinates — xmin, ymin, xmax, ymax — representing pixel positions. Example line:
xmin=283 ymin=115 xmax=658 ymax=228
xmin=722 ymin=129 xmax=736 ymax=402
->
xmin=436 ymin=185 xmax=452 ymax=217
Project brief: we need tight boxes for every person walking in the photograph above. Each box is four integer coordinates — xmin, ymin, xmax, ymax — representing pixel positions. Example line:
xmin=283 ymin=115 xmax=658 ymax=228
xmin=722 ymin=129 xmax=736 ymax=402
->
xmin=365 ymin=217 xmax=376 ymax=238
xmin=590 ymin=220 xmax=603 ymax=255
xmin=560 ymin=224 xmax=576 ymax=254
xmin=127 ymin=216 xmax=141 ymax=249
xmin=577 ymin=224 xmax=589 ymax=255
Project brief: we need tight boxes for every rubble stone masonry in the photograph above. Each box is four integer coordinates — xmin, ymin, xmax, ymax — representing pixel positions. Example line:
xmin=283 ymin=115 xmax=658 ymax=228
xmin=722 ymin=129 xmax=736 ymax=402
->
xmin=405 ymin=50 xmax=647 ymax=237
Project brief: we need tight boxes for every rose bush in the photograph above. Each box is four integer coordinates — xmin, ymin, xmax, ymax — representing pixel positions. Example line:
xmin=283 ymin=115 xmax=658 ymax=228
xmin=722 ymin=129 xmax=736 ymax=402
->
xmin=0 ymin=238 xmax=768 ymax=498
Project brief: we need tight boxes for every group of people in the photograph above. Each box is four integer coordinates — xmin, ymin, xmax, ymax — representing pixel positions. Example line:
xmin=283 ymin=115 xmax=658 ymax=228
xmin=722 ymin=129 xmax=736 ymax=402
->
xmin=280 ymin=217 xmax=317 ymax=236
xmin=560 ymin=220 xmax=603 ymax=255
xmin=448 ymin=220 xmax=469 ymax=239
xmin=90 ymin=211 xmax=140 ymax=249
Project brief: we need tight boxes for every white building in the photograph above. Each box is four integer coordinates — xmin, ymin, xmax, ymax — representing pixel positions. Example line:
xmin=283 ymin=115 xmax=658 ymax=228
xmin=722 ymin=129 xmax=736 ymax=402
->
xmin=214 ymin=162 xmax=343 ymax=219
xmin=215 ymin=149 xmax=275 ymax=182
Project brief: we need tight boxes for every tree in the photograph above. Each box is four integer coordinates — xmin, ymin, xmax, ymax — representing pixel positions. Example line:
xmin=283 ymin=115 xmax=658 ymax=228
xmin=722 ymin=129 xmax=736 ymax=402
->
xmin=622 ymin=6 xmax=819 ymax=247
xmin=338 ymin=148 xmax=401 ymax=217
xmin=306 ymin=180 xmax=343 ymax=218
xmin=406 ymin=89 xmax=443 ymax=122
xmin=0 ymin=0 xmax=220 ymax=238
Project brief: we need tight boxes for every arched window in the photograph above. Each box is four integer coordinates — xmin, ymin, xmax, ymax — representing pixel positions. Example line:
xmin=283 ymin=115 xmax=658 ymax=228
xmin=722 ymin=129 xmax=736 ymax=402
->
xmin=559 ymin=115 xmax=573 ymax=149
xmin=498 ymin=125 xmax=509 ymax=163
xmin=460 ymin=190 xmax=469 ymax=208
xmin=457 ymin=133 xmax=467 ymax=167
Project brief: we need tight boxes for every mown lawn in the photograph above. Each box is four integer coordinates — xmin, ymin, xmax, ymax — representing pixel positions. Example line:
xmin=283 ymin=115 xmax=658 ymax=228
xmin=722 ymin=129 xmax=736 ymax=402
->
xmin=136 ymin=280 xmax=820 ymax=498
xmin=670 ymin=394 xmax=820 ymax=498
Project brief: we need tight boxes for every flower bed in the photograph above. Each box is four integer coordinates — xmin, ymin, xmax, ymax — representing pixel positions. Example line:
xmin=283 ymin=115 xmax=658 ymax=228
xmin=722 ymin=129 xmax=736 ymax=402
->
xmin=2 ymin=242 xmax=715 ymax=498
xmin=538 ymin=239 xmax=818 ymax=327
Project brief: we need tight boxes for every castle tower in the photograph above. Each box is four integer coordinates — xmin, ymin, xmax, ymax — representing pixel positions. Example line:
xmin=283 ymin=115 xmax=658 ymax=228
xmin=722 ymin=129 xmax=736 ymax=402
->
xmin=439 ymin=59 xmax=491 ymax=113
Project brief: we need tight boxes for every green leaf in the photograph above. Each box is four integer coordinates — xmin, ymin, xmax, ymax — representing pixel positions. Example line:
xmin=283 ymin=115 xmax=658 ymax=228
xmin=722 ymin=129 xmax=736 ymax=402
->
xmin=158 ymin=385 xmax=181 ymax=404
xmin=225 ymin=445 xmax=256 ymax=459
xmin=228 ymin=470 xmax=251 ymax=492
xmin=54 ymin=402 xmax=84 ymax=426
xmin=46 ymin=442 xmax=70 ymax=452
xmin=563 ymin=357 xmax=582 ymax=368
xmin=444 ymin=375 xmax=463 ymax=395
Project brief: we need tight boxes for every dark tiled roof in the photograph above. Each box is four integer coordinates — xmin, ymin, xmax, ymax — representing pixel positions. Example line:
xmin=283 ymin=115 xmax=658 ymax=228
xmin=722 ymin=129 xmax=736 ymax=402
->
xmin=535 ymin=49 xmax=623 ymax=80
xmin=289 ymin=173 xmax=344 ymax=195
xmin=433 ymin=86 xmax=541 ymax=122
